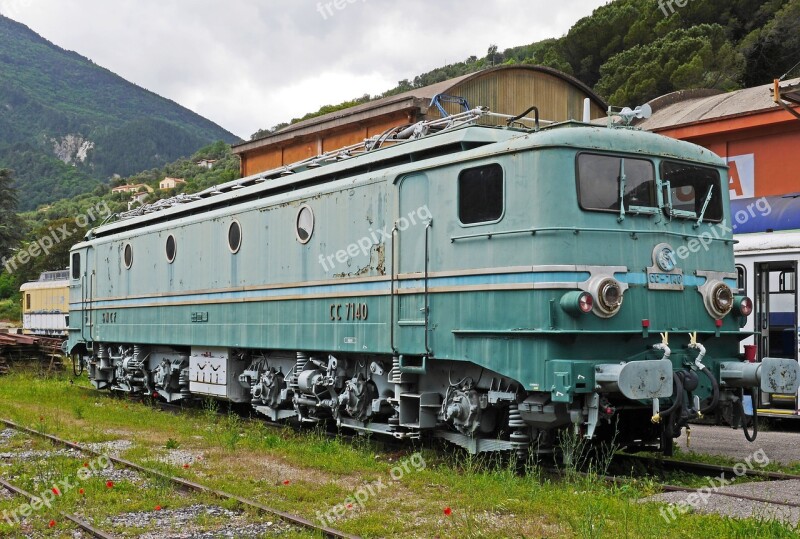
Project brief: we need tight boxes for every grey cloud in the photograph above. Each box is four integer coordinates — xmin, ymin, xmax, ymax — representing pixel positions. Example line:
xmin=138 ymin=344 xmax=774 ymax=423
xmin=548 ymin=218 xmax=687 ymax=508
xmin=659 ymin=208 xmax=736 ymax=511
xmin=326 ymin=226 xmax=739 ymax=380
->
xmin=0 ymin=0 xmax=607 ymax=138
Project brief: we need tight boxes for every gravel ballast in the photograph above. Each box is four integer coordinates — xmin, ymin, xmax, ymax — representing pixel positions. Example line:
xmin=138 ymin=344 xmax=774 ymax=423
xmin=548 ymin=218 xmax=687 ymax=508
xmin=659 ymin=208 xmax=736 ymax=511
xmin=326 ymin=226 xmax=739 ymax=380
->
xmin=676 ymin=424 xmax=800 ymax=466
xmin=643 ymin=479 xmax=800 ymax=525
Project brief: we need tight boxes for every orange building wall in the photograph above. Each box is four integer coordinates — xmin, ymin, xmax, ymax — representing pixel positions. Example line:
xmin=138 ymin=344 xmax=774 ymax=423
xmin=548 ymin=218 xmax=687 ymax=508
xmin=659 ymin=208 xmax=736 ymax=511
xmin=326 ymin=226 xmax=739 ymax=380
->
xmin=237 ymin=68 xmax=608 ymax=177
xmin=242 ymin=149 xmax=283 ymax=177
xmin=656 ymin=113 xmax=800 ymax=201
xmin=242 ymin=112 xmax=415 ymax=176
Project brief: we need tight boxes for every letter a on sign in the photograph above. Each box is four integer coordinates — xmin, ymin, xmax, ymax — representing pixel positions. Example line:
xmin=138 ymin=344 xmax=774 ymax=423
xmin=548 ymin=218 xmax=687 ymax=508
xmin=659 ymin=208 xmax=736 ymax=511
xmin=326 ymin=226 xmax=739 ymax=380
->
xmin=727 ymin=154 xmax=755 ymax=200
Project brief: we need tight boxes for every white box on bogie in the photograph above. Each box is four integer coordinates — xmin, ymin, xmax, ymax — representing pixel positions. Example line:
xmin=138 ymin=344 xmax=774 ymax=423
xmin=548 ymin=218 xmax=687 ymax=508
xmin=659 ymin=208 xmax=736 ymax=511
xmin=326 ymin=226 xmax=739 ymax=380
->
xmin=189 ymin=347 xmax=249 ymax=402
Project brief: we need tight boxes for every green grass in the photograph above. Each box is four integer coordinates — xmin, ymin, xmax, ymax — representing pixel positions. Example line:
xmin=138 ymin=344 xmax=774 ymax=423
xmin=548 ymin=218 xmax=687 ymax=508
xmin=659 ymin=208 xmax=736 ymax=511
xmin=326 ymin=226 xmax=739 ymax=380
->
xmin=0 ymin=372 xmax=798 ymax=538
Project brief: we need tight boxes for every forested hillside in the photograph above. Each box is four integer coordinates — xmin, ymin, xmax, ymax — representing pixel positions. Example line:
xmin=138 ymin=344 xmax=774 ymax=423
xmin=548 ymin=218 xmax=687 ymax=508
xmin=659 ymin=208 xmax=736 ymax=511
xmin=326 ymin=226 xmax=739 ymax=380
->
xmin=252 ymin=0 xmax=800 ymax=138
xmin=0 ymin=141 xmax=240 ymax=320
xmin=0 ymin=15 xmax=241 ymax=211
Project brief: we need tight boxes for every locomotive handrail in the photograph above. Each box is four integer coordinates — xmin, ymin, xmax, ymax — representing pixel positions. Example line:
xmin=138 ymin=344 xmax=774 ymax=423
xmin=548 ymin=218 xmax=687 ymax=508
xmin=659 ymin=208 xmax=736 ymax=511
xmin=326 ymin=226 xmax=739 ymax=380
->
xmin=424 ymin=220 xmax=433 ymax=357
xmin=88 ymin=270 xmax=94 ymax=342
xmin=390 ymin=224 xmax=398 ymax=354
xmin=450 ymin=226 xmax=738 ymax=243
xmin=80 ymin=274 xmax=86 ymax=342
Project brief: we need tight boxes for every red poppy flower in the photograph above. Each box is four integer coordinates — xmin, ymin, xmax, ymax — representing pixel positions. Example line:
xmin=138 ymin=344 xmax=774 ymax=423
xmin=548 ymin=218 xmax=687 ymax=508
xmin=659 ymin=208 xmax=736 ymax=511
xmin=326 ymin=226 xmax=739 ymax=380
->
xmin=79 ymin=488 xmax=85 ymax=495
xmin=48 ymin=520 xmax=55 ymax=528
xmin=106 ymin=481 xmax=114 ymax=488
xmin=282 ymin=480 xmax=290 ymax=486
xmin=154 ymin=505 xmax=161 ymax=511
xmin=52 ymin=487 xmax=60 ymax=496
xmin=443 ymin=507 xmax=452 ymax=516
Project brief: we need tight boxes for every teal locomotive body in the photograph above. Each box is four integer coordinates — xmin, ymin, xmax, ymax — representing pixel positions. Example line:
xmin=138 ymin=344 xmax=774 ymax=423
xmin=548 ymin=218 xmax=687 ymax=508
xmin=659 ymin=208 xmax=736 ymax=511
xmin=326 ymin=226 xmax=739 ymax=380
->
xmin=68 ymin=111 xmax=799 ymax=454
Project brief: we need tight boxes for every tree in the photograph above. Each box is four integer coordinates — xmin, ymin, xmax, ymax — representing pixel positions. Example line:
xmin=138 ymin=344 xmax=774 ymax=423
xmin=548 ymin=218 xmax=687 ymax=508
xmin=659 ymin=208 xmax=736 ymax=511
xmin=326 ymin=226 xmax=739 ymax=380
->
xmin=487 ymin=44 xmax=501 ymax=66
xmin=0 ymin=169 xmax=23 ymax=264
xmin=24 ymin=217 xmax=86 ymax=279
xmin=739 ymin=0 xmax=800 ymax=86
xmin=595 ymin=24 xmax=745 ymax=106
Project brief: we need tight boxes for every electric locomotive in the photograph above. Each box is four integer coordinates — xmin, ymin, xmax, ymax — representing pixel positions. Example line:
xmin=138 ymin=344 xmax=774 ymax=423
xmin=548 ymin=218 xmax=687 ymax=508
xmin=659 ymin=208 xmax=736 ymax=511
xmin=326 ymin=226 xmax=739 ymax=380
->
xmin=67 ymin=105 xmax=800 ymax=455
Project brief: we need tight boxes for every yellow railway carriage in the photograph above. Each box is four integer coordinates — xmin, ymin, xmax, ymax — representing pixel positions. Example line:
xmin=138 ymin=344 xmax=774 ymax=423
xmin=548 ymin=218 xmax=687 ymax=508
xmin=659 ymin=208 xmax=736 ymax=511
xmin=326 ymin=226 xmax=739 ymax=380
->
xmin=21 ymin=270 xmax=69 ymax=337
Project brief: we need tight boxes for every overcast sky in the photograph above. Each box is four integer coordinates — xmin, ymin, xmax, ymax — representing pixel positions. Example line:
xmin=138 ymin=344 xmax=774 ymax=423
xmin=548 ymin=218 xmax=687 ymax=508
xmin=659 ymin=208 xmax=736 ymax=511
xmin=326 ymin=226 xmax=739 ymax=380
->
xmin=0 ymin=0 xmax=608 ymax=139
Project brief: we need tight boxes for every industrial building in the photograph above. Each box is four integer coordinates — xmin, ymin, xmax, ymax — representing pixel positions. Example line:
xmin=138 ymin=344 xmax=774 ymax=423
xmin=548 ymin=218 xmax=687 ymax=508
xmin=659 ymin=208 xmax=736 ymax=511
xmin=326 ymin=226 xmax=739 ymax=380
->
xmin=233 ymin=65 xmax=608 ymax=177
xmin=637 ymin=78 xmax=800 ymax=233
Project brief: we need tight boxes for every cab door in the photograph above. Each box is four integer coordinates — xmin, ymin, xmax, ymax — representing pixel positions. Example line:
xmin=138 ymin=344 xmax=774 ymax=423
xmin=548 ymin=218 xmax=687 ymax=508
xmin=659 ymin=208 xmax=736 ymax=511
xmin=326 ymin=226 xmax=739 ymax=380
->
xmin=69 ymin=246 xmax=96 ymax=345
xmin=395 ymin=173 xmax=432 ymax=357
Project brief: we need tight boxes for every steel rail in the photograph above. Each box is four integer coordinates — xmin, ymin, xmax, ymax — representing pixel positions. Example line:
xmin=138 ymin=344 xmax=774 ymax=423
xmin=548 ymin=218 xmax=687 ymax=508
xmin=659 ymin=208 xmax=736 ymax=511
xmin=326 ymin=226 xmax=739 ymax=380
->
xmin=657 ymin=481 xmax=800 ymax=509
xmin=606 ymin=452 xmax=800 ymax=511
xmin=0 ymin=477 xmax=117 ymax=538
xmin=0 ymin=419 xmax=360 ymax=539
xmin=615 ymin=452 xmax=800 ymax=482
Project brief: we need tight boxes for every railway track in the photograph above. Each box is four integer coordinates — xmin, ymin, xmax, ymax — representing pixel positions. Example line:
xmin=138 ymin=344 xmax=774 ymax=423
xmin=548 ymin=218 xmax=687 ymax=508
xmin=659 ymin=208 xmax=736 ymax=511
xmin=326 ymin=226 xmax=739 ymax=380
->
xmin=614 ymin=452 xmax=800 ymax=482
xmin=607 ymin=452 xmax=800 ymax=513
xmin=0 ymin=418 xmax=360 ymax=539
xmin=72 ymin=392 xmax=800 ymax=525
xmin=0 ymin=476 xmax=116 ymax=538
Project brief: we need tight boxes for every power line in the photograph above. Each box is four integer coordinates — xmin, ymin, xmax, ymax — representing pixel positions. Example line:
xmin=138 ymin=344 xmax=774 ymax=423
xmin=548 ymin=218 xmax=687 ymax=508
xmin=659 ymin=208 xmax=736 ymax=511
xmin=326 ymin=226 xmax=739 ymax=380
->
xmin=779 ymin=58 xmax=800 ymax=81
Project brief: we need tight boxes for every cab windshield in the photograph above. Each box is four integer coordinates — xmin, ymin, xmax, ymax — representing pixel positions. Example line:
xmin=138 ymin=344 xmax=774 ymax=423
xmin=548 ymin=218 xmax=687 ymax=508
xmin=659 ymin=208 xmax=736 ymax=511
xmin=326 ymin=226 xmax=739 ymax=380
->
xmin=661 ymin=161 xmax=723 ymax=223
xmin=576 ymin=153 xmax=723 ymax=223
xmin=577 ymin=154 xmax=656 ymax=213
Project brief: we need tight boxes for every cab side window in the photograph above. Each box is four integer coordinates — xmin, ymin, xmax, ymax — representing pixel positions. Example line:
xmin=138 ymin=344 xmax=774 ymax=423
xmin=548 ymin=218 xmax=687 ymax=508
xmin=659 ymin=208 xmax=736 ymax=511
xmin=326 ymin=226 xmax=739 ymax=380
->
xmin=458 ymin=164 xmax=504 ymax=225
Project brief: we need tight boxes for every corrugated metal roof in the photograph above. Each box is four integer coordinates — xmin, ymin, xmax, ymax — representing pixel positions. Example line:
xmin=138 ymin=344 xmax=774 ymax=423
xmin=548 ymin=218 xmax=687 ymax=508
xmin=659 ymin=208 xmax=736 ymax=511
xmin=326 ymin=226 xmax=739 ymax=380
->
xmin=636 ymin=78 xmax=800 ymax=131
xmin=231 ymin=74 xmax=475 ymax=153
xmin=281 ymin=73 xmax=475 ymax=131
xmin=233 ymin=65 xmax=607 ymax=152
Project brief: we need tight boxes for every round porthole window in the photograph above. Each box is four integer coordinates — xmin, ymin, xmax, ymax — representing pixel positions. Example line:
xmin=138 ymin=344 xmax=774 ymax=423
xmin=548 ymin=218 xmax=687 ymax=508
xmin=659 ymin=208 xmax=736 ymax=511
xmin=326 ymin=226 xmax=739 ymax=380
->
xmin=165 ymin=235 xmax=177 ymax=263
xmin=296 ymin=205 xmax=314 ymax=244
xmin=228 ymin=220 xmax=242 ymax=253
xmin=123 ymin=243 xmax=133 ymax=269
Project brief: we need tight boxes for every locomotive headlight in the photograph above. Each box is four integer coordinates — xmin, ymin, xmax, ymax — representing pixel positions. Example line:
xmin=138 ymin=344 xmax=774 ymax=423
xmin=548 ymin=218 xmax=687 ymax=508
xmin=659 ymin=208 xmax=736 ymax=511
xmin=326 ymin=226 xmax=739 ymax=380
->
xmin=560 ymin=291 xmax=594 ymax=316
xmin=707 ymin=282 xmax=734 ymax=318
xmin=591 ymin=278 xmax=624 ymax=317
xmin=733 ymin=296 xmax=753 ymax=317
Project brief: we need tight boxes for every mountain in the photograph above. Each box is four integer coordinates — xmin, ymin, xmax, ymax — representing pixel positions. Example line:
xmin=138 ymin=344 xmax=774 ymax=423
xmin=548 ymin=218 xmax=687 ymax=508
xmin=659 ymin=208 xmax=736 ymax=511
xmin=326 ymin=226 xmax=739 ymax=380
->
xmin=0 ymin=15 xmax=241 ymax=211
xmin=253 ymin=0 xmax=800 ymax=138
